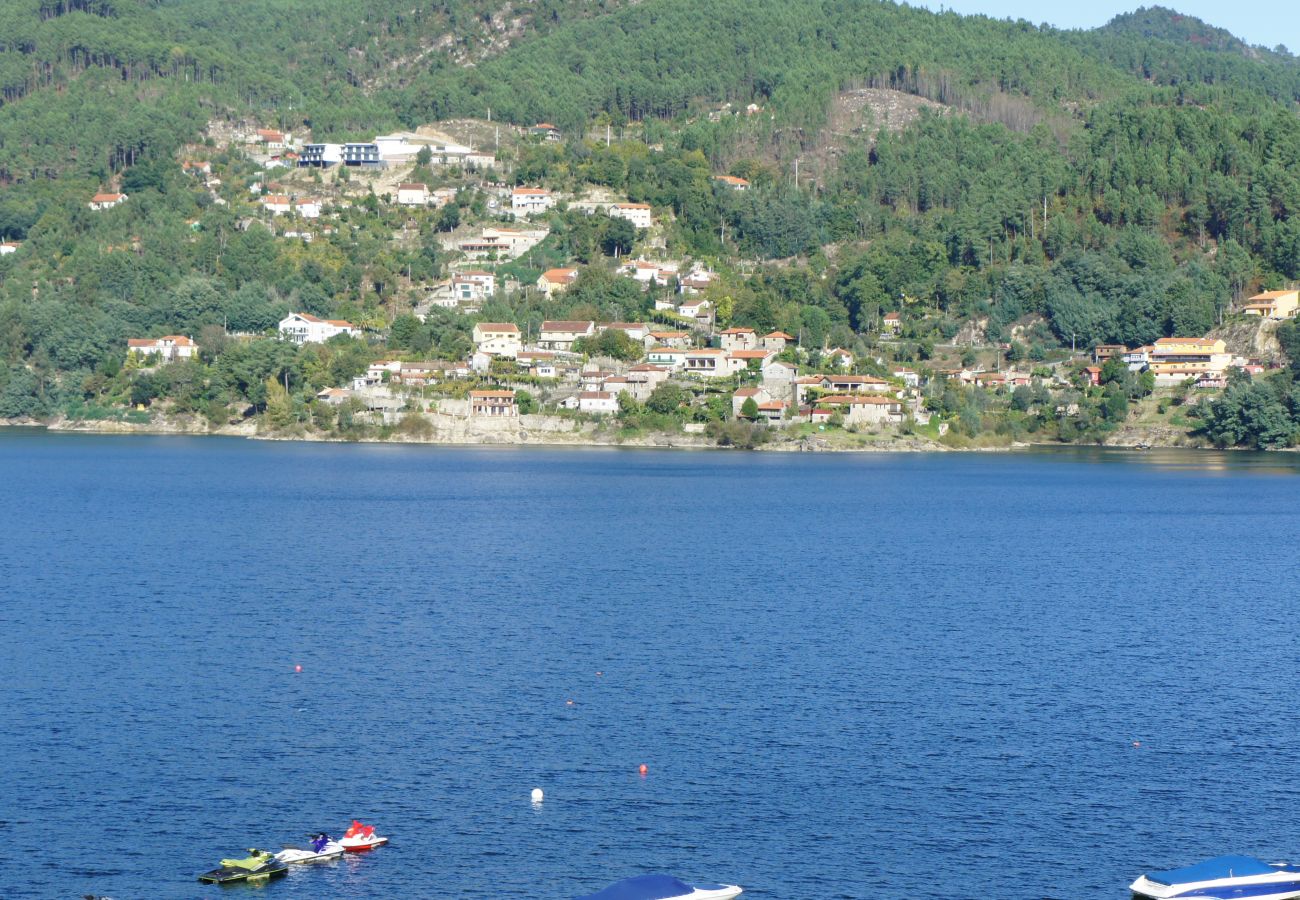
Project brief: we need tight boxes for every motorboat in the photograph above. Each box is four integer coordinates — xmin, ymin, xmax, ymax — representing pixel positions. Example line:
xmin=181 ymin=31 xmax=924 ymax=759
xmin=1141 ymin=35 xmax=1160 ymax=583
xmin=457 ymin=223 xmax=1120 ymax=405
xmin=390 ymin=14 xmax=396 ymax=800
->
xmin=575 ymin=873 xmax=742 ymax=900
xmin=1131 ymin=854 xmax=1300 ymax=899
xmin=274 ymin=833 xmax=345 ymax=864
xmin=196 ymin=849 xmax=289 ymax=884
xmin=339 ymin=820 xmax=388 ymax=851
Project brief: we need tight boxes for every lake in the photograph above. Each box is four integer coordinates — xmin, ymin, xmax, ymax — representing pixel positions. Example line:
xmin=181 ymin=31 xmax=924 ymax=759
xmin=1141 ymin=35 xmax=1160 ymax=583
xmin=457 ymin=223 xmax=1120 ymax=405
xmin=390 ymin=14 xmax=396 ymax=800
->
xmin=3 ymin=432 xmax=1300 ymax=899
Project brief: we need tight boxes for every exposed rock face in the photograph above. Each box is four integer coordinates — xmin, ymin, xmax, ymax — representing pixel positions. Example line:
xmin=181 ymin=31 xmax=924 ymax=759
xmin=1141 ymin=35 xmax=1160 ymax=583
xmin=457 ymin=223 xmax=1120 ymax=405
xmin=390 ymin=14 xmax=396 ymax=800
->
xmin=1209 ymin=317 xmax=1283 ymax=363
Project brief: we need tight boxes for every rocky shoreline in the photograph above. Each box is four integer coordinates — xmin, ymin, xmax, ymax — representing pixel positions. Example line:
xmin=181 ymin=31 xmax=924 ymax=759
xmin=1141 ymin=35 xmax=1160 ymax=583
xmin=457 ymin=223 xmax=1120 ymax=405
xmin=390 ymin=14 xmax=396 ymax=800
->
xmin=3 ymin=411 xmax=1241 ymax=454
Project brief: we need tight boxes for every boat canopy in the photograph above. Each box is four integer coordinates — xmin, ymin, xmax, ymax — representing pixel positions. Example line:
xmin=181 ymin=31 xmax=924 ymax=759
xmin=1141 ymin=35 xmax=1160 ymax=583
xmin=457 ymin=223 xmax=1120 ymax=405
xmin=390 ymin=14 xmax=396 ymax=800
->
xmin=576 ymin=874 xmax=699 ymax=900
xmin=1147 ymin=855 xmax=1276 ymax=886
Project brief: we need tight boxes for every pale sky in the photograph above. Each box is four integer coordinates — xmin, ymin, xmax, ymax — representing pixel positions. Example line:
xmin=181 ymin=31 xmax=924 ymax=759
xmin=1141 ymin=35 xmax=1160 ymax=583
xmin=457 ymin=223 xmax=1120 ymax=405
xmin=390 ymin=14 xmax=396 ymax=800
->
xmin=916 ymin=2 xmax=1299 ymax=55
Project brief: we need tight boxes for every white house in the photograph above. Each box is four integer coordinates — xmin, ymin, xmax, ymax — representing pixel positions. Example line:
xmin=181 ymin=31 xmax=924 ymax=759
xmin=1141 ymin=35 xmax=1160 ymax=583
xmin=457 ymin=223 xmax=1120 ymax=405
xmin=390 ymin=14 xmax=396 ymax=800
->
xmin=610 ymin=203 xmax=652 ymax=229
xmin=294 ymin=199 xmax=322 ymax=219
xmin=452 ymin=270 xmax=496 ymax=303
xmin=472 ymin=322 xmax=522 ymax=358
xmin=262 ymin=194 xmax=292 ymax=215
xmin=578 ymin=391 xmax=619 ymax=414
xmin=824 ymin=348 xmax=855 ymax=370
xmin=126 ymin=335 xmax=198 ymax=362
xmin=684 ymin=348 xmax=743 ymax=378
xmin=677 ymin=299 xmax=713 ymax=326
xmin=713 ymin=175 xmax=750 ymax=191
xmin=256 ymin=129 xmax=288 ymax=150
xmin=539 ymin=320 xmax=595 ymax=351
xmin=397 ymin=183 xmax=429 ymax=206
xmin=647 ymin=347 xmax=687 ymax=370
xmin=279 ymin=312 xmax=357 ymax=344
xmin=89 ymin=192 xmax=128 ymax=211
xmin=512 ymin=187 xmax=555 ymax=216
xmin=0 ymin=241 xmax=19 ymax=255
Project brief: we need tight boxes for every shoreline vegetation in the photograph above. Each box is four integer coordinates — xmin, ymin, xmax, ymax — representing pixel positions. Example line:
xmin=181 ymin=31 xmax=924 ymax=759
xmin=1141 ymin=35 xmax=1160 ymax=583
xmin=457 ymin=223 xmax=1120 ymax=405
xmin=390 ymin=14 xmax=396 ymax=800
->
xmin=0 ymin=404 xmax=1223 ymax=453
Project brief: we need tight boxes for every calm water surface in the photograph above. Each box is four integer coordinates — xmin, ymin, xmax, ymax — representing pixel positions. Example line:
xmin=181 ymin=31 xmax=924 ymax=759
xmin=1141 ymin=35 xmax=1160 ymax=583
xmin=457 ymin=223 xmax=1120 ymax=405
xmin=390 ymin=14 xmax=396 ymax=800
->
xmin=3 ymin=432 xmax=1300 ymax=899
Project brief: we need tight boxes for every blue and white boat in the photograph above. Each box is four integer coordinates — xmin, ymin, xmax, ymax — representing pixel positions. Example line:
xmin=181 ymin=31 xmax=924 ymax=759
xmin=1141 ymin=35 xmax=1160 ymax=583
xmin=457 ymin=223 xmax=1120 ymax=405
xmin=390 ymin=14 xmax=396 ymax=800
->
xmin=1130 ymin=854 xmax=1300 ymax=899
xmin=575 ymin=873 xmax=742 ymax=900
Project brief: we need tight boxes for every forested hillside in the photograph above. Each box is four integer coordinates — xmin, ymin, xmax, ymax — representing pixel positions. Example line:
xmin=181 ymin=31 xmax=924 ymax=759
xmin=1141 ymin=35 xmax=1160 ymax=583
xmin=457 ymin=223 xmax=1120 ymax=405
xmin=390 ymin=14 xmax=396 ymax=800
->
xmin=0 ymin=0 xmax=1298 ymax=445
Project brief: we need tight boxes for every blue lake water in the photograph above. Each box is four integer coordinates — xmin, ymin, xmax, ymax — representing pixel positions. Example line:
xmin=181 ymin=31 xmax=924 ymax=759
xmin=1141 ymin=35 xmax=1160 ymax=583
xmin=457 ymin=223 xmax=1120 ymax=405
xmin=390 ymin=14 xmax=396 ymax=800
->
xmin=3 ymin=432 xmax=1300 ymax=899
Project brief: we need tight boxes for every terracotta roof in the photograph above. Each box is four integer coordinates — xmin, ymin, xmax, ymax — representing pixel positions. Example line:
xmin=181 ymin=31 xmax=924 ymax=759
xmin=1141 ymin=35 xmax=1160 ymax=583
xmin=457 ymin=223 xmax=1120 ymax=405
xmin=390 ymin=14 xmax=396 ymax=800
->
xmin=475 ymin=322 xmax=519 ymax=333
xmin=263 ymin=195 xmax=291 ymax=204
xmin=92 ymin=192 xmax=125 ymax=202
xmin=614 ymin=203 xmax=651 ymax=209
xmin=734 ymin=388 xmax=762 ymax=397
xmin=721 ymin=327 xmax=756 ymax=335
xmin=541 ymin=320 xmax=593 ymax=332
xmin=540 ymin=268 xmax=578 ymax=284
xmin=513 ymin=187 xmax=551 ymax=195
xmin=883 ymin=312 xmax=901 ymax=320
xmin=1248 ymin=290 xmax=1298 ymax=300
xmin=730 ymin=350 xmax=773 ymax=360
xmin=763 ymin=331 xmax=794 ymax=339
xmin=470 ymin=390 xmax=515 ymax=398
xmin=398 ymin=182 xmax=427 ymax=191
xmin=756 ymin=402 xmax=785 ymax=411
xmin=532 ymin=123 xmax=558 ymax=130
xmin=579 ymin=391 xmax=614 ymax=399
xmin=713 ymin=175 xmax=750 ymax=186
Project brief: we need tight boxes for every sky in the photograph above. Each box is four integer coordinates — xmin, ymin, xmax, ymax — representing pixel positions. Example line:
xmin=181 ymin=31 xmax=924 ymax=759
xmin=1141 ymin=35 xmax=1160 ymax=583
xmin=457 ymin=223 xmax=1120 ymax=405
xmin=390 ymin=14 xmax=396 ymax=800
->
xmin=914 ymin=1 xmax=1299 ymax=55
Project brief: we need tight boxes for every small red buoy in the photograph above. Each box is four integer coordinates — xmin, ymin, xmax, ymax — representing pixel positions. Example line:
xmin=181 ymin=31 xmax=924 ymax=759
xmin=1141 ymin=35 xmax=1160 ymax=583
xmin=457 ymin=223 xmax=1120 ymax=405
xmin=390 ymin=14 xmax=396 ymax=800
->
xmin=1133 ymin=740 xmax=1141 ymax=748
xmin=639 ymin=764 xmax=648 ymax=776
xmin=294 ymin=664 xmax=302 ymax=673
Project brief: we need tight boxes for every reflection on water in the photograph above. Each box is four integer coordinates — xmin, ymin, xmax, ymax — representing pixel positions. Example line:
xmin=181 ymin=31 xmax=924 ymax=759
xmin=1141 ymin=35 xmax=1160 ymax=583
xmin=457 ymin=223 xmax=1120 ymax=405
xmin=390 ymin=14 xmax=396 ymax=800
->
xmin=1030 ymin=445 xmax=1300 ymax=475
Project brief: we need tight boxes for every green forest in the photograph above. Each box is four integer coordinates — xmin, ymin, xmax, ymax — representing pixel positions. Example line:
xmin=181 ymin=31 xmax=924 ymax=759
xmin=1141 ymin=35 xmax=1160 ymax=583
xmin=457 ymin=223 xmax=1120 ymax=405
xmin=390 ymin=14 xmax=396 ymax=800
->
xmin=0 ymin=0 xmax=1298 ymax=444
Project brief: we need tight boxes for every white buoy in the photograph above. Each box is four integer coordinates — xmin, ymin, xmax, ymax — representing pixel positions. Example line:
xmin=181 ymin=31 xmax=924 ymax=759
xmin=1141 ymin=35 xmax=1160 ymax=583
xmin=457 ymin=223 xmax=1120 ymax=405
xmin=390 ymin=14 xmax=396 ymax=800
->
xmin=531 ymin=787 xmax=544 ymax=803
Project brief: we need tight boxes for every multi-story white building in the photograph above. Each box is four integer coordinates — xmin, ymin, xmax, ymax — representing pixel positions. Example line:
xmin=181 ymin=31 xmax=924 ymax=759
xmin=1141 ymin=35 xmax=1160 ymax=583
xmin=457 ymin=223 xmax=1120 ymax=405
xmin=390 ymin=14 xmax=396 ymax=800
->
xmin=278 ymin=312 xmax=357 ymax=344
xmin=512 ymin=187 xmax=555 ymax=216
xmin=610 ymin=203 xmax=653 ymax=229
xmin=471 ymin=322 xmax=522 ymax=358
xmin=126 ymin=335 xmax=198 ymax=362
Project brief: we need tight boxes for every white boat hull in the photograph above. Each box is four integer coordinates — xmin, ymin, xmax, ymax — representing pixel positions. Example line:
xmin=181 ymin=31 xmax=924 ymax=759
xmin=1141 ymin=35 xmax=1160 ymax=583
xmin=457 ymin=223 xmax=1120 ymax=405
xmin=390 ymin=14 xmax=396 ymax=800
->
xmin=274 ymin=842 xmax=345 ymax=864
xmin=1131 ymin=873 xmax=1300 ymax=900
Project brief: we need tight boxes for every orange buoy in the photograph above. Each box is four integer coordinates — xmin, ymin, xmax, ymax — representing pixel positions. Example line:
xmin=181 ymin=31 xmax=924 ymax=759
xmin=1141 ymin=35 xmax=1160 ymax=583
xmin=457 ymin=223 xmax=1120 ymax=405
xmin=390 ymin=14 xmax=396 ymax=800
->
xmin=639 ymin=764 xmax=648 ymax=776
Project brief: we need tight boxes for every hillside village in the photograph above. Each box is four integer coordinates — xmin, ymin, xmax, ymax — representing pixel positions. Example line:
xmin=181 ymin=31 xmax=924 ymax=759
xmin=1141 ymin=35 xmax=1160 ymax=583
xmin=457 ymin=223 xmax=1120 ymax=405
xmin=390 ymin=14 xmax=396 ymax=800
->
xmin=14 ymin=113 xmax=1300 ymax=450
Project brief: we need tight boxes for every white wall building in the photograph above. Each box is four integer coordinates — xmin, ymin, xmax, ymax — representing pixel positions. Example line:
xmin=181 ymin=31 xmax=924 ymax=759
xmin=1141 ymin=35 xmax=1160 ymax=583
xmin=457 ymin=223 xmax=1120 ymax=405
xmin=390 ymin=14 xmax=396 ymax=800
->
xmin=512 ymin=188 xmax=555 ymax=216
xmin=472 ymin=322 xmax=522 ymax=358
xmin=279 ymin=312 xmax=357 ymax=344
xmin=610 ymin=203 xmax=652 ymax=229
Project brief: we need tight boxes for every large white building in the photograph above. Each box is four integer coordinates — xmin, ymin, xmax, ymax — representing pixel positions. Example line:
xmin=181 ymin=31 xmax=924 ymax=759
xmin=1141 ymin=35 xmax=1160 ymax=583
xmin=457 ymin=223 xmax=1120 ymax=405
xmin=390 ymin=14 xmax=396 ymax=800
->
xmin=610 ymin=203 xmax=652 ymax=229
xmin=512 ymin=188 xmax=555 ymax=216
xmin=279 ymin=312 xmax=357 ymax=344
xmin=471 ymin=322 xmax=522 ymax=358
xmin=126 ymin=335 xmax=198 ymax=362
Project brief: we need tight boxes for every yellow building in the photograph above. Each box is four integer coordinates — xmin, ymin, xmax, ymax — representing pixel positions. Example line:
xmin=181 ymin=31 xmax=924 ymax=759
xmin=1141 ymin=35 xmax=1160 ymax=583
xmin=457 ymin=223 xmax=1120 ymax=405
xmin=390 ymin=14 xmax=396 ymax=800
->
xmin=1147 ymin=337 xmax=1232 ymax=385
xmin=1242 ymin=290 xmax=1300 ymax=319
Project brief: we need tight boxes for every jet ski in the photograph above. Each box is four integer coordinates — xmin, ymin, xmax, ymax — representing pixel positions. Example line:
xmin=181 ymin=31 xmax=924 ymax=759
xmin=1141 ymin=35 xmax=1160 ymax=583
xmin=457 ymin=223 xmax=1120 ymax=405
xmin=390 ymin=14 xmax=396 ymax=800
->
xmin=274 ymin=833 xmax=345 ymax=864
xmin=197 ymin=849 xmax=289 ymax=884
xmin=339 ymin=820 xmax=388 ymax=851
xmin=575 ymin=873 xmax=743 ymax=900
